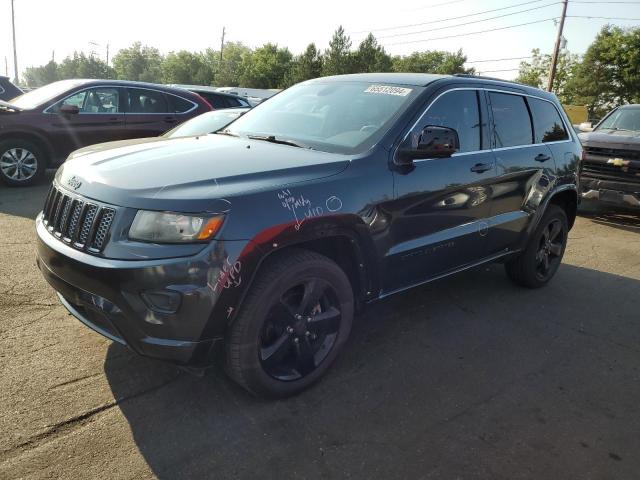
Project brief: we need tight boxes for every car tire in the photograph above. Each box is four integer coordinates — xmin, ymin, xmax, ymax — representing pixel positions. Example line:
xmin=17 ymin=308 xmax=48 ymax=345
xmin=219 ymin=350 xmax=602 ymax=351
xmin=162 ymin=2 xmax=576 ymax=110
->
xmin=226 ymin=249 xmax=354 ymax=398
xmin=0 ymin=139 xmax=46 ymax=187
xmin=505 ymin=204 xmax=568 ymax=288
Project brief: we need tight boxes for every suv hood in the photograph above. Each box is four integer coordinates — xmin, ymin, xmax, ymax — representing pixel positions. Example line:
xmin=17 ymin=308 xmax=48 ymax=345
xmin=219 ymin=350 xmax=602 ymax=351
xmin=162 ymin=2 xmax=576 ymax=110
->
xmin=579 ymin=129 xmax=640 ymax=148
xmin=56 ymin=134 xmax=351 ymax=212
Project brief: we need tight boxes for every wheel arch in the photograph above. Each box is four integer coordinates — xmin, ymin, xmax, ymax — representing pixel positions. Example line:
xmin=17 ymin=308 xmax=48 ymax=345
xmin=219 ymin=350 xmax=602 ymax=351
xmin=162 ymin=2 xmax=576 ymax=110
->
xmin=547 ymin=187 xmax=578 ymax=230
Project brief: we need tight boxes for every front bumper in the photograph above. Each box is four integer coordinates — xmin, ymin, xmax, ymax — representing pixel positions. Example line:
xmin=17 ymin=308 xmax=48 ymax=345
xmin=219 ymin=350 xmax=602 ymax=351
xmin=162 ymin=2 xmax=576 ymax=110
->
xmin=35 ymin=214 xmax=244 ymax=366
xmin=580 ymin=177 xmax=640 ymax=209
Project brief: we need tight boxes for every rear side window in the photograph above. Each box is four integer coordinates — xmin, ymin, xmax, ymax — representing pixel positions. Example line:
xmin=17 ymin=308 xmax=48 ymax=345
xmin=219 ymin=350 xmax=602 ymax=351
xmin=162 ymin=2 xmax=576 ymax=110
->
xmin=199 ymin=92 xmax=227 ymax=109
xmin=421 ymin=90 xmax=481 ymax=153
xmin=170 ymin=95 xmax=196 ymax=114
xmin=528 ymin=97 xmax=569 ymax=143
xmin=127 ymin=88 xmax=169 ymax=114
xmin=489 ymin=92 xmax=532 ymax=148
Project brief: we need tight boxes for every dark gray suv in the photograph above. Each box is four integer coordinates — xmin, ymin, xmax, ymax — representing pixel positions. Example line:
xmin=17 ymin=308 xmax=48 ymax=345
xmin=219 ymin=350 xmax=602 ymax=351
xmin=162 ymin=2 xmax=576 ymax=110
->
xmin=36 ymin=73 xmax=581 ymax=398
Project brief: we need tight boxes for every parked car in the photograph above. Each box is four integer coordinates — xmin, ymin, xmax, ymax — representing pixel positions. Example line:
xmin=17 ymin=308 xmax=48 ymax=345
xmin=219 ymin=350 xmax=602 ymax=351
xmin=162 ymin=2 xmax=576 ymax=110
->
xmin=35 ymin=73 xmax=580 ymax=398
xmin=0 ymin=75 xmax=23 ymax=101
xmin=169 ymin=84 xmax=252 ymax=109
xmin=68 ymin=108 xmax=250 ymax=157
xmin=0 ymin=79 xmax=211 ymax=186
xmin=215 ymin=86 xmax=280 ymax=105
xmin=578 ymin=104 xmax=640 ymax=210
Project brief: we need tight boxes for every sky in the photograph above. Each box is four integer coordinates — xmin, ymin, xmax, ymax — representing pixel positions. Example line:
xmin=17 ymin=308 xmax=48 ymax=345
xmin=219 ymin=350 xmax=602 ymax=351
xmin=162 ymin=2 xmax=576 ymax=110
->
xmin=1 ymin=0 xmax=639 ymax=82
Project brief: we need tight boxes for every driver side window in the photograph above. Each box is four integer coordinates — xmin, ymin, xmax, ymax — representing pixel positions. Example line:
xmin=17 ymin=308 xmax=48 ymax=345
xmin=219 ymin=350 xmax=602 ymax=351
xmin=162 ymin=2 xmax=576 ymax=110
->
xmin=53 ymin=87 xmax=120 ymax=114
xmin=420 ymin=90 xmax=482 ymax=153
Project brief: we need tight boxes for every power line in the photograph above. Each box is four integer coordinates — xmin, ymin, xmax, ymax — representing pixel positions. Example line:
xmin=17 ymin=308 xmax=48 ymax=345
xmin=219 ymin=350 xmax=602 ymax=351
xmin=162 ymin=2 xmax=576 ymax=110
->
xmin=401 ymin=0 xmax=468 ymax=13
xmin=466 ymin=56 xmax=533 ymax=63
xmin=350 ymin=0 xmax=550 ymax=34
xmin=383 ymin=17 xmax=557 ymax=46
xmin=567 ymin=15 xmax=640 ymax=20
xmin=377 ymin=2 xmax=560 ymax=39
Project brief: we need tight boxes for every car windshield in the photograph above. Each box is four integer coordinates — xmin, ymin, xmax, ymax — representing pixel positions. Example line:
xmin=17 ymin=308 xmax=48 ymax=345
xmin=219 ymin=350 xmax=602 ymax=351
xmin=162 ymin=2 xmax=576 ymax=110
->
xmin=163 ymin=109 xmax=247 ymax=138
xmin=596 ymin=108 xmax=640 ymax=132
xmin=224 ymin=81 xmax=422 ymax=154
xmin=9 ymin=79 xmax=86 ymax=109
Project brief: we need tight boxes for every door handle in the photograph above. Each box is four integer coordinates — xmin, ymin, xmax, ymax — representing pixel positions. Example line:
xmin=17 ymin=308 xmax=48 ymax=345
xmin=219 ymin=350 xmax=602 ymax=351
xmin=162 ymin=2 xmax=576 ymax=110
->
xmin=470 ymin=162 xmax=493 ymax=173
xmin=164 ymin=116 xmax=177 ymax=124
xmin=107 ymin=117 xmax=120 ymax=124
xmin=535 ymin=153 xmax=551 ymax=162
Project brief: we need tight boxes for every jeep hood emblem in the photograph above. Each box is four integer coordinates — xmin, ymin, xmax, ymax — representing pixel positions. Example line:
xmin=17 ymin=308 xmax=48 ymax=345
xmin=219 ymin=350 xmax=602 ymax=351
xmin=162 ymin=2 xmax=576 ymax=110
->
xmin=67 ymin=175 xmax=82 ymax=190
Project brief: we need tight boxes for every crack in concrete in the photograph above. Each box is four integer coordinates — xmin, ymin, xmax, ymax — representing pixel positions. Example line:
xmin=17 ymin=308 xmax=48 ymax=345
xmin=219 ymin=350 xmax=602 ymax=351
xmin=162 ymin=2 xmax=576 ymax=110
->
xmin=0 ymin=373 xmax=182 ymax=463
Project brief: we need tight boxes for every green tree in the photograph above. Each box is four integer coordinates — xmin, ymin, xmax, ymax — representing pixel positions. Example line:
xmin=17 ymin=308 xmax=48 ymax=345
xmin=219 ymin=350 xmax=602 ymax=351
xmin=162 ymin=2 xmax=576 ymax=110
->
xmin=353 ymin=33 xmax=393 ymax=73
xmin=56 ymin=52 xmax=114 ymax=80
xmin=112 ymin=42 xmax=164 ymax=83
xmin=288 ymin=43 xmax=324 ymax=85
xmin=214 ymin=42 xmax=252 ymax=87
xmin=565 ymin=25 xmax=640 ymax=118
xmin=323 ymin=26 xmax=354 ymax=76
xmin=516 ymin=48 xmax=580 ymax=102
xmin=392 ymin=49 xmax=471 ymax=74
xmin=23 ymin=60 xmax=59 ymax=87
xmin=163 ymin=50 xmax=213 ymax=85
xmin=241 ymin=43 xmax=293 ymax=88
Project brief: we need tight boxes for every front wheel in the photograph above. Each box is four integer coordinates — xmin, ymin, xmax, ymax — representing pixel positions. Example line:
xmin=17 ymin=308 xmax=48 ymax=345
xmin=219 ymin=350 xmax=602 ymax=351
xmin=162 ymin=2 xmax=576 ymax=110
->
xmin=0 ymin=139 xmax=46 ymax=187
xmin=505 ymin=204 xmax=568 ymax=288
xmin=226 ymin=249 xmax=354 ymax=398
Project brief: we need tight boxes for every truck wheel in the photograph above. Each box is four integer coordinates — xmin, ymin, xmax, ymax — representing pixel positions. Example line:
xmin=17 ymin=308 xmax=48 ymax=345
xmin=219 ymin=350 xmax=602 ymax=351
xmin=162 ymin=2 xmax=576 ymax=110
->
xmin=0 ymin=139 xmax=46 ymax=187
xmin=226 ymin=249 xmax=354 ymax=398
xmin=505 ymin=204 xmax=568 ymax=288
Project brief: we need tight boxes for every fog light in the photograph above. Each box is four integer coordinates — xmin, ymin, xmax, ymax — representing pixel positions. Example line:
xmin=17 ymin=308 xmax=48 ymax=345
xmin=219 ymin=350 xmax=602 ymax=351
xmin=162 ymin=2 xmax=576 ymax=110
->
xmin=141 ymin=290 xmax=182 ymax=314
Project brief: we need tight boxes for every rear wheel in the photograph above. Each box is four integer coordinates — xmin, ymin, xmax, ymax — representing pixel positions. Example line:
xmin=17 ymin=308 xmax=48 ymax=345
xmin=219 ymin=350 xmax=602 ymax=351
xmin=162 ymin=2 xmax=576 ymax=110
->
xmin=226 ymin=249 xmax=354 ymax=398
xmin=0 ymin=139 xmax=46 ymax=187
xmin=505 ymin=204 xmax=568 ymax=288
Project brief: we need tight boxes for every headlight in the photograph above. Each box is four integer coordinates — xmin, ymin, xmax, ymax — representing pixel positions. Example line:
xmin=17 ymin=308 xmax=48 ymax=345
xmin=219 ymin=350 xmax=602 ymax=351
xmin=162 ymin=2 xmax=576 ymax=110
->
xmin=129 ymin=211 xmax=224 ymax=243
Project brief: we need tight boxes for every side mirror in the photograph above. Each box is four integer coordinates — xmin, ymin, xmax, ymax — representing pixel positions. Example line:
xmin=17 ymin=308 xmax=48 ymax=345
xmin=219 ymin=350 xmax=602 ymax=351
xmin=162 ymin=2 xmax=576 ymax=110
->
xmin=578 ymin=122 xmax=593 ymax=132
xmin=397 ymin=125 xmax=460 ymax=163
xmin=59 ymin=104 xmax=80 ymax=115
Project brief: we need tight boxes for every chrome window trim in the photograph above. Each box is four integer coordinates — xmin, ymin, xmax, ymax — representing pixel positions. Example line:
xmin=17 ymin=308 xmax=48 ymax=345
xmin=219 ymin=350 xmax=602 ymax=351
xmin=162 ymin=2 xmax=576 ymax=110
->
xmin=398 ymin=86 xmax=575 ymax=161
xmin=44 ymin=85 xmax=198 ymax=115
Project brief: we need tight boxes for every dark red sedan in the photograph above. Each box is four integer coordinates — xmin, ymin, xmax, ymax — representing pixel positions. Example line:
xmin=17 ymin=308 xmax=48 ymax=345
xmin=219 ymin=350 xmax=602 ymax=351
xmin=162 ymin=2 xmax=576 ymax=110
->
xmin=0 ymin=79 xmax=211 ymax=186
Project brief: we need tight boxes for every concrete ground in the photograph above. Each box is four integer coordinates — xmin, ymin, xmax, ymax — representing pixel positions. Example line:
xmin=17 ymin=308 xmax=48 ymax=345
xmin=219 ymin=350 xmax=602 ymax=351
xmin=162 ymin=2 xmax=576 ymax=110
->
xmin=1 ymin=172 xmax=639 ymax=479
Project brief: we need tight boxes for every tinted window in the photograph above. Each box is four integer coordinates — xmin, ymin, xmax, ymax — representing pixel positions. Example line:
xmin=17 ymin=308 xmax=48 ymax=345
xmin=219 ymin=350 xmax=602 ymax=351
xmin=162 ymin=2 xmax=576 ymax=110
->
xmin=422 ymin=90 xmax=481 ymax=152
xmin=489 ymin=92 xmax=532 ymax=148
xmin=225 ymin=96 xmax=243 ymax=107
xmin=128 ymin=88 xmax=169 ymax=113
xmin=528 ymin=97 xmax=568 ymax=142
xmin=170 ymin=95 xmax=195 ymax=113
xmin=197 ymin=92 xmax=226 ymax=109
xmin=53 ymin=87 xmax=120 ymax=113
xmin=597 ymin=108 xmax=640 ymax=132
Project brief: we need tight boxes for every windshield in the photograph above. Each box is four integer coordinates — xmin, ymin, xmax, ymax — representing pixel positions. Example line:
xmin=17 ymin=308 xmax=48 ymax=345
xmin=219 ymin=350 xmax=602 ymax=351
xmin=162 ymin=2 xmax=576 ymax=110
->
xmin=597 ymin=108 xmax=640 ymax=132
xmin=10 ymin=79 xmax=85 ymax=109
xmin=224 ymin=81 xmax=422 ymax=154
xmin=163 ymin=109 xmax=247 ymax=138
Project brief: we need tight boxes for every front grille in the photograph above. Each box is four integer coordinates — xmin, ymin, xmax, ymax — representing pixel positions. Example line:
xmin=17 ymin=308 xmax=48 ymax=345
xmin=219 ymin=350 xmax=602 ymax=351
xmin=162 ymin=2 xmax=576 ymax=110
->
xmin=584 ymin=146 xmax=640 ymax=160
xmin=582 ymin=146 xmax=640 ymax=184
xmin=41 ymin=185 xmax=116 ymax=254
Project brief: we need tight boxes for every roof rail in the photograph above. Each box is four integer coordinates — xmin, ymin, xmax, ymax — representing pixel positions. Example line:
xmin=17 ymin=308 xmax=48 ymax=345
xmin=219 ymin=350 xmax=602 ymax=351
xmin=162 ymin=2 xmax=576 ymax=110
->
xmin=453 ymin=73 xmax=523 ymax=85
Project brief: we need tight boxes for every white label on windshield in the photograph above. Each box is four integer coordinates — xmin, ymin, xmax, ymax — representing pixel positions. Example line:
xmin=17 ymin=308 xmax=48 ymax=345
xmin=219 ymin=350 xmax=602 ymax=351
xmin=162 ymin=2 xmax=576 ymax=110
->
xmin=365 ymin=85 xmax=412 ymax=96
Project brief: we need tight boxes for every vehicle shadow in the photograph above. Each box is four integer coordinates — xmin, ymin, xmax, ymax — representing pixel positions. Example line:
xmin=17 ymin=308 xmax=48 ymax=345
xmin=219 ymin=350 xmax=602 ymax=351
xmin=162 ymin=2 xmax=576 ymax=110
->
xmin=579 ymin=210 xmax=640 ymax=234
xmin=0 ymin=169 xmax=55 ymax=220
xmin=104 ymin=262 xmax=640 ymax=479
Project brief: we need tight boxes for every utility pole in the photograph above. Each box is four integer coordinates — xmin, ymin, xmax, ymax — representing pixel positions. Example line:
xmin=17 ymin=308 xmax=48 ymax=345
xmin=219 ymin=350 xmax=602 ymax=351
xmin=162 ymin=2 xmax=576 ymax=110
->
xmin=547 ymin=0 xmax=568 ymax=92
xmin=220 ymin=26 xmax=226 ymax=63
xmin=106 ymin=44 xmax=110 ymax=66
xmin=11 ymin=0 xmax=18 ymax=83
xmin=4 ymin=56 xmax=8 ymax=76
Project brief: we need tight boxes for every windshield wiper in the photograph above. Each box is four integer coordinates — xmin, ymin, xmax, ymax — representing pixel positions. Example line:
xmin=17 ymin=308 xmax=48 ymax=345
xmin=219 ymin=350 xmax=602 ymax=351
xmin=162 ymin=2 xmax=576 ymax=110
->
xmin=247 ymin=135 xmax=308 ymax=149
xmin=215 ymin=130 xmax=240 ymax=137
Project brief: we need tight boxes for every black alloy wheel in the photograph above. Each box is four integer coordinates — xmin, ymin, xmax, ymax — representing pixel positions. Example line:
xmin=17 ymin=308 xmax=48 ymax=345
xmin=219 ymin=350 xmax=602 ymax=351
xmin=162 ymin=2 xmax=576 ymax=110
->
xmin=260 ymin=278 xmax=342 ymax=381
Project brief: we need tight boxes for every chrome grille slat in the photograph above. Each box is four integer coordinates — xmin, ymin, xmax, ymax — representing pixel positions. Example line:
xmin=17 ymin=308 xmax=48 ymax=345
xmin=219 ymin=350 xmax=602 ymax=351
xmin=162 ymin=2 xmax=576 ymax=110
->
xmin=40 ymin=185 xmax=115 ymax=254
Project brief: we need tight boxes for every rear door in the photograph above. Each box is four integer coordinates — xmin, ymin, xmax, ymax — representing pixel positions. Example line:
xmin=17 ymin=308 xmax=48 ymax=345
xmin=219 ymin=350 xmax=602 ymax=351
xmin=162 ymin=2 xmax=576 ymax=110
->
xmin=385 ymin=88 xmax=496 ymax=293
xmin=46 ymin=86 xmax=125 ymax=157
xmin=485 ymin=91 xmax=557 ymax=255
xmin=124 ymin=87 xmax=177 ymax=138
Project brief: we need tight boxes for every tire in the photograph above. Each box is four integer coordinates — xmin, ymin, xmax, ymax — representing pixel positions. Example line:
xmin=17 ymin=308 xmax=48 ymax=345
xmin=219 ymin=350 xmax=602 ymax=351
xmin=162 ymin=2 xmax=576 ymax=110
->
xmin=0 ymin=138 xmax=46 ymax=187
xmin=226 ymin=249 xmax=354 ymax=398
xmin=505 ymin=204 xmax=568 ymax=288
